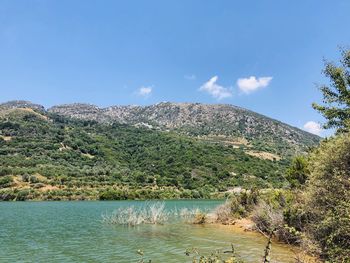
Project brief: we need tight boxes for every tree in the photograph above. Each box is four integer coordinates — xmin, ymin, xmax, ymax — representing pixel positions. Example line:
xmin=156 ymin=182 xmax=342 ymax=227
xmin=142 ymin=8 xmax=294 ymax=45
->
xmin=286 ymin=156 xmax=309 ymax=188
xmin=312 ymin=48 xmax=350 ymax=132
xmin=305 ymin=134 xmax=350 ymax=261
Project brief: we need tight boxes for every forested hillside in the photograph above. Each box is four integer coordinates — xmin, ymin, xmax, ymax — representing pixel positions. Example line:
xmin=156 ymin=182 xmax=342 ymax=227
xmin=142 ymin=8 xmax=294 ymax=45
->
xmin=0 ymin=105 xmax=296 ymax=199
xmin=0 ymin=104 xmax=297 ymax=200
xmin=48 ymin=102 xmax=320 ymax=157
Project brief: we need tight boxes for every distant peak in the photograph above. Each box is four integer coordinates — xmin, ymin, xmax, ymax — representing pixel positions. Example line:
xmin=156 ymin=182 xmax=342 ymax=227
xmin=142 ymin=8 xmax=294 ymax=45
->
xmin=51 ymin=103 xmax=99 ymax=108
xmin=0 ymin=100 xmax=45 ymax=112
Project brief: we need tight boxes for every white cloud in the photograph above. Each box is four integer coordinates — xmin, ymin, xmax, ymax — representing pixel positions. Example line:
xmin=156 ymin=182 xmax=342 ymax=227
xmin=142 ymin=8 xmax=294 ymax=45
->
xmin=237 ymin=76 xmax=273 ymax=94
xmin=136 ymin=86 xmax=152 ymax=97
xmin=303 ymin=121 xmax=322 ymax=136
xmin=199 ymin=76 xmax=232 ymax=100
xmin=184 ymin=74 xmax=196 ymax=80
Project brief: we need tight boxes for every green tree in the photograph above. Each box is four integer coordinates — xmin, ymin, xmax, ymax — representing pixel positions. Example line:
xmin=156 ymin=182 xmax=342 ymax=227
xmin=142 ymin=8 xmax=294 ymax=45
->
xmin=286 ymin=156 xmax=309 ymax=188
xmin=312 ymin=48 xmax=350 ymax=132
xmin=305 ymin=134 xmax=350 ymax=261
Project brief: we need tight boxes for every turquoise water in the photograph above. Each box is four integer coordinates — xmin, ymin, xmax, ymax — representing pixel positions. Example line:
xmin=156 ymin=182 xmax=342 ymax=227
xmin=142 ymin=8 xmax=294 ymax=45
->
xmin=0 ymin=200 xmax=297 ymax=262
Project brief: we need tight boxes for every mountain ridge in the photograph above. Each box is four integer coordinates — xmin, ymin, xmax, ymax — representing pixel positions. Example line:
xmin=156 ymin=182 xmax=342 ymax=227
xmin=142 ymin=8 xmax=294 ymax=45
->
xmin=0 ymin=100 xmax=320 ymax=200
xmin=1 ymin=100 xmax=320 ymax=157
xmin=0 ymin=100 xmax=318 ymax=136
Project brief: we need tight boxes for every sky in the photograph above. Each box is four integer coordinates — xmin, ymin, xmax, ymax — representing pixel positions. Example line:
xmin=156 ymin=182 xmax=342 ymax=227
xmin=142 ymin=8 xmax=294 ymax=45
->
xmin=1 ymin=0 xmax=349 ymax=137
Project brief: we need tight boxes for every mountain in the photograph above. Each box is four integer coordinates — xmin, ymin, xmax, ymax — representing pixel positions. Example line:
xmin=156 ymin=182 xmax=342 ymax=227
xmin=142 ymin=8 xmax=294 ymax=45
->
xmin=0 ymin=100 xmax=46 ymax=112
xmin=48 ymin=102 xmax=319 ymax=157
xmin=0 ymin=100 xmax=320 ymax=201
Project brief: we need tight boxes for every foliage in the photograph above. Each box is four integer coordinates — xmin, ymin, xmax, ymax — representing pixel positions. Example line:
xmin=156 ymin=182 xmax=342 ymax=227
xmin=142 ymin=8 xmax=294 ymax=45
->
xmin=286 ymin=156 xmax=309 ymax=188
xmin=0 ymin=108 xmax=291 ymax=200
xmin=312 ymin=48 xmax=350 ymax=132
xmin=211 ymin=189 xmax=260 ymax=225
xmin=0 ymin=176 xmax=13 ymax=188
xmin=47 ymin=101 xmax=320 ymax=158
xmin=304 ymin=133 xmax=350 ymax=261
xmin=192 ymin=211 xmax=206 ymax=224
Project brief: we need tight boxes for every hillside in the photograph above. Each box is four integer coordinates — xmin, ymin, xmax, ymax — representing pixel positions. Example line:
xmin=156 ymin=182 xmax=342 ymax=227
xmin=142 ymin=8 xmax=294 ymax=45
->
xmin=0 ymin=101 xmax=319 ymax=201
xmin=49 ymin=102 xmax=319 ymax=157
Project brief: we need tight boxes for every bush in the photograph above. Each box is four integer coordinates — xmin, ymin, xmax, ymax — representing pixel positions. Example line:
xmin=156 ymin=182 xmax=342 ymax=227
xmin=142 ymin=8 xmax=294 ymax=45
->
xmin=286 ymin=156 xmax=309 ymax=188
xmin=0 ymin=168 xmax=12 ymax=177
xmin=29 ymin=175 xmax=39 ymax=184
xmin=21 ymin=174 xmax=30 ymax=182
xmin=304 ymin=134 xmax=350 ymax=261
xmin=226 ymin=189 xmax=260 ymax=218
xmin=212 ymin=202 xmax=233 ymax=224
xmin=99 ymin=189 xmax=127 ymax=200
xmin=0 ymin=190 xmax=16 ymax=201
xmin=251 ymin=200 xmax=301 ymax=244
xmin=192 ymin=211 xmax=206 ymax=224
xmin=15 ymin=189 xmax=31 ymax=201
xmin=252 ymin=201 xmax=283 ymax=234
xmin=0 ymin=176 xmax=13 ymax=188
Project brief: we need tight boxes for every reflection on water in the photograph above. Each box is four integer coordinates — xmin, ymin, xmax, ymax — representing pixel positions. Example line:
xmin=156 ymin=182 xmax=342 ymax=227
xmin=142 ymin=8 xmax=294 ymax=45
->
xmin=0 ymin=200 xmax=297 ymax=262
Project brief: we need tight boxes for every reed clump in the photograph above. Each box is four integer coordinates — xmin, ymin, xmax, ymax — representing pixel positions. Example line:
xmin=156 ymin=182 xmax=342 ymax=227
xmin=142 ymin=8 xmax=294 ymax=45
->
xmin=103 ymin=202 xmax=210 ymax=226
xmin=102 ymin=201 xmax=169 ymax=226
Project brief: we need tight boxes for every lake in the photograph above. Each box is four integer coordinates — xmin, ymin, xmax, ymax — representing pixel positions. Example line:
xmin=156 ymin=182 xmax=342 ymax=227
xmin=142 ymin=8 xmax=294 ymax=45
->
xmin=0 ymin=200 xmax=297 ymax=262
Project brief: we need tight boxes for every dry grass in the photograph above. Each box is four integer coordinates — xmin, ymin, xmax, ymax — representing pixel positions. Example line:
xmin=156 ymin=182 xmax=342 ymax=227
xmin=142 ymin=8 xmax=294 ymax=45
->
xmin=102 ymin=203 xmax=210 ymax=226
xmin=102 ymin=201 xmax=169 ymax=226
xmin=245 ymin=150 xmax=281 ymax=161
xmin=0 ymin=108 xmax=48 ymax=120
xmin=211 ymin=202 xmax=233 ymax=224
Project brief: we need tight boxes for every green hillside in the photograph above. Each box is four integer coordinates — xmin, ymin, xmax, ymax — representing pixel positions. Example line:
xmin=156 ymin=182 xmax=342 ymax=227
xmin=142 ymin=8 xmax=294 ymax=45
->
xmin=0 ymin=107 xmax=291 ymax=201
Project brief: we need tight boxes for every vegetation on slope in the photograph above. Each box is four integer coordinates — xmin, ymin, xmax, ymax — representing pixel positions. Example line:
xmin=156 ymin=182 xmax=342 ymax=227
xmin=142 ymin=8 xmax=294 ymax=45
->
xmin=0 ymin=108 xmax=290 ymax=201
xmin=48 ymin=102 xmax=320 ymax=158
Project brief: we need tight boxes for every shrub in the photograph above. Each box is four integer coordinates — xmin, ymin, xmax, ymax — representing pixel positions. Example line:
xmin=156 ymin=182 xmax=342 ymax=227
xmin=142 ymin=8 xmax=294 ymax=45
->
xmin=0 ymin=176 xmax=13 ymax=188
xmin=304 ymin=134 xmax=350 ymax=261
xmin=21 ymin=174 xmax=30 ymax=182
xmin=15 ymin=189 xmax=31 ymax=201
xmin=224 ymin=189 xmax=260 ymax=219
xmin=212 ymin=202 xmax=233 ymax=224
xmin=99 ymin=189 xmax=127 ymax=200
xmin=0 ymin=190 xmax=16 ymax=201
xmin=0 ymin=168 xmax=12 ymax=177
xmin=29 ymin=175 xmax=39 ymax=184
xmin=192 ymin=211 xmax=206 ymax=224
xmin=286 ymin=156 xmax=309 ymax=188
xmin=252 ymin=201 xmax=283 ymax=234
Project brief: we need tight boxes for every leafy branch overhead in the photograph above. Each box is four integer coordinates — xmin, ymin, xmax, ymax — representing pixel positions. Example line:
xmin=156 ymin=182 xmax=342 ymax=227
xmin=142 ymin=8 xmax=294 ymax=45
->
xmin=312 ymin=48 xmax=350 ymax=132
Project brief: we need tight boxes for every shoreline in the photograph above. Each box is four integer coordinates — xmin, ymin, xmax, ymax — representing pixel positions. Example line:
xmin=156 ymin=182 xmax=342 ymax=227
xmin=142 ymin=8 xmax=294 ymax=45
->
xmin=209 ymin=219 xmax=320 ymax=263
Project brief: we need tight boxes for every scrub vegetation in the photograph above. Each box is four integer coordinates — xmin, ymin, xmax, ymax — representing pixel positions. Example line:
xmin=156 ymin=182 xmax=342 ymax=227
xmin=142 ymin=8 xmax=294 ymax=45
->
xmin=0 ymin=107 xmax=291 ymax=201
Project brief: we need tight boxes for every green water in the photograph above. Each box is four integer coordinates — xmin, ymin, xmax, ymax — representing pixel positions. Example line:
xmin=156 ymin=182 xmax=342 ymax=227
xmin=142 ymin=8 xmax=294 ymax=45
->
xmin=0 ymin=200 xmax=297 ymax=263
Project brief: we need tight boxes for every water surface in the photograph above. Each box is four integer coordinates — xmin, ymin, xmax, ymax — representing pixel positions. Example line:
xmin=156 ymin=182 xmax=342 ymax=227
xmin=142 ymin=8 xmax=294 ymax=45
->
xmin=0 ymin=200 xmax=297 ymax=262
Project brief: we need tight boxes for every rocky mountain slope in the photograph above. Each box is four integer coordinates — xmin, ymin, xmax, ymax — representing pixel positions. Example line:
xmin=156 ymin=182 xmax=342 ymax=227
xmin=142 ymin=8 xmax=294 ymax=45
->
xmin=0 ymin=101 xmax=295 ymax=200
xmin=48 ymin=101 xmax=320 ymax=156
xmin=1 ymin=100 xmax=320 ymax=157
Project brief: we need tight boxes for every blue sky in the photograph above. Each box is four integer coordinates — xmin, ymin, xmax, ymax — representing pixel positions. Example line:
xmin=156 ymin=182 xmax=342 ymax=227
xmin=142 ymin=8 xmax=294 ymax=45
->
xmin=1 ymin=0 xmax=349 ymax=136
